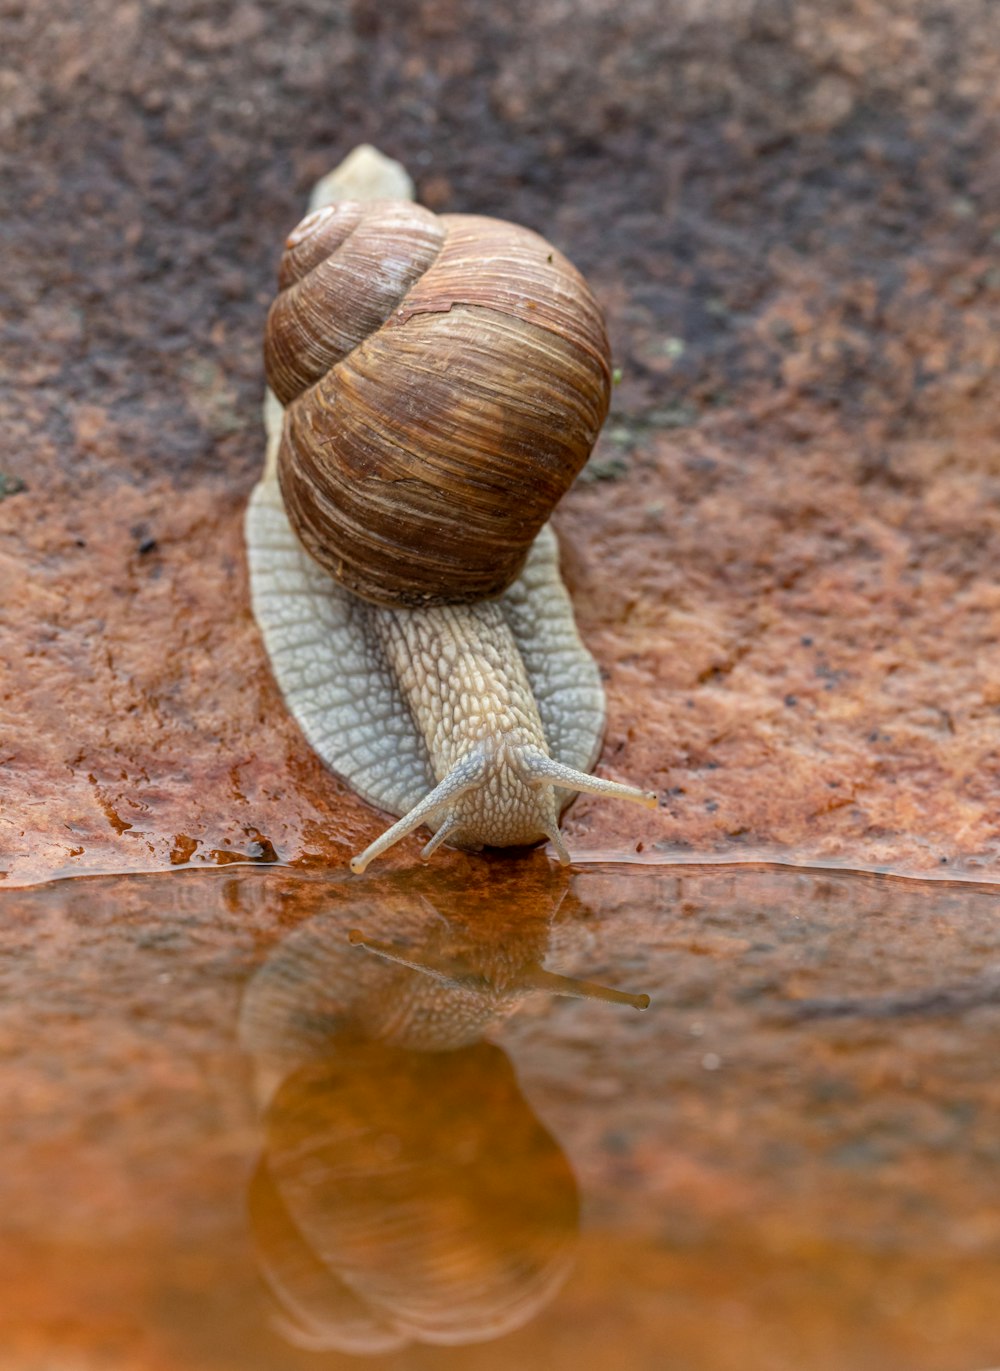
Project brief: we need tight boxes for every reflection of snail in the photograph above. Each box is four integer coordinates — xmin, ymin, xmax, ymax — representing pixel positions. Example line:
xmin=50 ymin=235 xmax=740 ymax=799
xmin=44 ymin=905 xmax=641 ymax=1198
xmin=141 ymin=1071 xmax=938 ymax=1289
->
xmin=239 ymin=873 xmax=648 ymax=1352
xmin=245 ymin=146 xmax=656 ymax=873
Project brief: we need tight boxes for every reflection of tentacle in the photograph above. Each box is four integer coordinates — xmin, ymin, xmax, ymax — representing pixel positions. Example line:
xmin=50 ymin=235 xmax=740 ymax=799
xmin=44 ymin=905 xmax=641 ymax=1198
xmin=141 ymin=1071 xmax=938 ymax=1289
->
xmin=348 ymin=928 xmax=649 ymax=1009
xmin=522 ymin=963 xmax=650 ymax=1009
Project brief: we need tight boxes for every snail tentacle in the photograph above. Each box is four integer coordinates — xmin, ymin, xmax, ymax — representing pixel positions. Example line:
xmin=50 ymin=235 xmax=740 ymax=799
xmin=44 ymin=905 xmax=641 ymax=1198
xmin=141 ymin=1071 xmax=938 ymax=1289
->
xmin=522 ymin=752 xmax=659 ymax=809
xmin=349 ymin=751 xmax=486 ymax=875
xmin=540 ymin=820 xmax=572 ymax=866
xmin=347 ymin=727 xmax=657 ymax=871
xmin=420 ymin=815 xmax=464 ymax=860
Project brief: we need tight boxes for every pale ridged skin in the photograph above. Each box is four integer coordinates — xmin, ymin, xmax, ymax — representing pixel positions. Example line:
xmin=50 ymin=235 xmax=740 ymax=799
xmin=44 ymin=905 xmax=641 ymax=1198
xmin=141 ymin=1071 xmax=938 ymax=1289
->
xmin=372 ymin=602 xmax=588 ymax=863
xmin=245 ymin=147 xmax=657 ymax=873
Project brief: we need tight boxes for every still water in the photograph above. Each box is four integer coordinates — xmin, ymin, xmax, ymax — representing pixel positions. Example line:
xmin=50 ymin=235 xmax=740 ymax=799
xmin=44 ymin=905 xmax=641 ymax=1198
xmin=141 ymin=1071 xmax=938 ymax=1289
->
xmin=1 ymin=858 xmax=998 ymax=1370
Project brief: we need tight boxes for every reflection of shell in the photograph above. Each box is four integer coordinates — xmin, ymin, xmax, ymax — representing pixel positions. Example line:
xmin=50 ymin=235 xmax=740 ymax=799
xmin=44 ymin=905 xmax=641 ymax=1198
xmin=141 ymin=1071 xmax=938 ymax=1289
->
xmin=250 ymin=1040 xmax=579 ymax=1351
xmin=249 ymin=1163 xmax=407 ymax=1355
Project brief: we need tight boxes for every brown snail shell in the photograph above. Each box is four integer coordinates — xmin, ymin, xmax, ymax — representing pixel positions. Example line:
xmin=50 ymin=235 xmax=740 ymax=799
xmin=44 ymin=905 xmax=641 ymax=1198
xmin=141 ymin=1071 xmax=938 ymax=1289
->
xmin=263 ymin=200 xmax=612 ymax=607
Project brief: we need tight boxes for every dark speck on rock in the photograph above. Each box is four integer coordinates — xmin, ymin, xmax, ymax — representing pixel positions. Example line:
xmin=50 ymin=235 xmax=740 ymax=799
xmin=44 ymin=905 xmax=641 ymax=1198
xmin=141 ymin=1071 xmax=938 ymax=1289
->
xmin=246 ymin=833 xmax=279 ymax=863
xmin=0 ymin=473 xmax=27 ymax=501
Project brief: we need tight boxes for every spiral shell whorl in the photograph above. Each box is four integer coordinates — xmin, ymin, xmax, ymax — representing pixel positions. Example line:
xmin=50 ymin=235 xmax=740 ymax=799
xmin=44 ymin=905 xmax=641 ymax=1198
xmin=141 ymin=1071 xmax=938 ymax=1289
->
xmin=264 ymin=202 xmax=612 ymax=607
xmin=265 ymin=201 xmax=445 ymax=404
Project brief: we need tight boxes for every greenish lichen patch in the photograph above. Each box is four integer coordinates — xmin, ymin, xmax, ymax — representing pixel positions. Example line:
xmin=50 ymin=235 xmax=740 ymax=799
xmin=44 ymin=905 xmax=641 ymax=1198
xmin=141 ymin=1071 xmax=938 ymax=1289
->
xmin=0 ymin=473 xmax=27 ymax=501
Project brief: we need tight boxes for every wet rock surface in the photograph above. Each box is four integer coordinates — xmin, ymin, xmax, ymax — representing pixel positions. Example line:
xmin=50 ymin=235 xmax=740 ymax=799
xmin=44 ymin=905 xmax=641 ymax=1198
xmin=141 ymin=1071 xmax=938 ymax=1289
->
xmin=3 ymin=0 xmax=1000 ymax=882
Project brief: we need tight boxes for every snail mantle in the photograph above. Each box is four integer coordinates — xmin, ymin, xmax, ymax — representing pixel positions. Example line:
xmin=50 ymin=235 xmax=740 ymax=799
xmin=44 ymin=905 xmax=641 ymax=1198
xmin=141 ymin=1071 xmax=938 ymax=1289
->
xmin=245 ymin=145 xmax=656 ymax=874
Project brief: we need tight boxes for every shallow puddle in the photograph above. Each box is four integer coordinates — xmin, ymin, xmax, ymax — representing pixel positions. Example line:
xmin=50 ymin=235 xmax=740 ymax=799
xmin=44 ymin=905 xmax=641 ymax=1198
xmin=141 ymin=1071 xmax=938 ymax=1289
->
xmin=1 ymin=858 xmax=998 ymax=1371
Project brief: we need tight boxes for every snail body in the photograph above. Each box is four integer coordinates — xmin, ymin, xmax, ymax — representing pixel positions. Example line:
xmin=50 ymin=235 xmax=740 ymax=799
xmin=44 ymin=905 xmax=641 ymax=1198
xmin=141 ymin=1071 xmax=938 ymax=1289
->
xmin=246 ymin=147 xmax=655 ymax=872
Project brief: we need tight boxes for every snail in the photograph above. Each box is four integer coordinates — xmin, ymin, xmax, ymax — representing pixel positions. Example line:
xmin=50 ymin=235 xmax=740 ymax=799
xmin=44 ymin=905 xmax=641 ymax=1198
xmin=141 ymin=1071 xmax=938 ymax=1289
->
xmin=245 ymin=146 xmax=656 ymax=874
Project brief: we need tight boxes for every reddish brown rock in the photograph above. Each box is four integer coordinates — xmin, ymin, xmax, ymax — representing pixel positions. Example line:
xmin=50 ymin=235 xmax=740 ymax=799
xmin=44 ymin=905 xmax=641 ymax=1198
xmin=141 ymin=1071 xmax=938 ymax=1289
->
xmin=4 ymin=13 xmax=1000 ymax=1371
xmin=2 ymin=1 xmax=1000 ymax=886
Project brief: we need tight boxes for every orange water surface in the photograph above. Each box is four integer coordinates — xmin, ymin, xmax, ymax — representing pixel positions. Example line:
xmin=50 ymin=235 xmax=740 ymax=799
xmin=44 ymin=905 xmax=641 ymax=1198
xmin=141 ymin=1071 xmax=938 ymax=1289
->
xmin=0 ymin=857 xmax=998 ymax=1371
